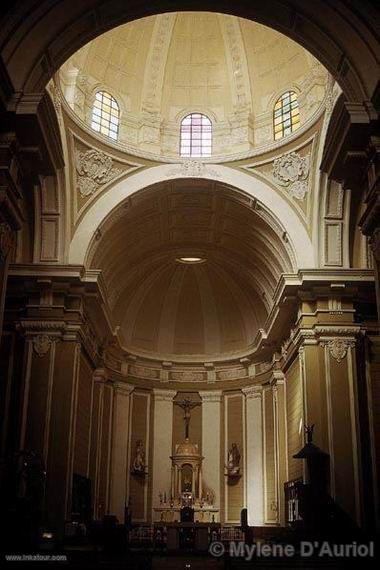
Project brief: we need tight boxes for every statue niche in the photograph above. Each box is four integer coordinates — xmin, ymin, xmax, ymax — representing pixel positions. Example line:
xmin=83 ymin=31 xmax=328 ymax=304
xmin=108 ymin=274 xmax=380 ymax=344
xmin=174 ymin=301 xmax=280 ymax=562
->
xmin=225 ymin=442 xmax=242 ymax=481
xmin=131 ymin=439 xmax=146 ymax=476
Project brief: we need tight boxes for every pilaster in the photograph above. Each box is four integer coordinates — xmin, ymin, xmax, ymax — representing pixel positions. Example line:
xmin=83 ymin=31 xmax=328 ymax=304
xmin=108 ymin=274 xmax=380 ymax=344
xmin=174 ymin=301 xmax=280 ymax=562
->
xmin=242 ymin=386 xmax=264 ymax=525
xmin=152 ymin=389 xmax=177 ymax=513
xmin=200 ymin=391 xmax=222 ymax=515
xmin=109 ymin=382 xmax=134 ymax=522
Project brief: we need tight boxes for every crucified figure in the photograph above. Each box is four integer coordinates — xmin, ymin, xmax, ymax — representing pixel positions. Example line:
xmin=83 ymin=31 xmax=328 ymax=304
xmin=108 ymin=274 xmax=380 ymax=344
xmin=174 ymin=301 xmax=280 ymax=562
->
xmin=175 ymin=399 xmax=201 ymax=439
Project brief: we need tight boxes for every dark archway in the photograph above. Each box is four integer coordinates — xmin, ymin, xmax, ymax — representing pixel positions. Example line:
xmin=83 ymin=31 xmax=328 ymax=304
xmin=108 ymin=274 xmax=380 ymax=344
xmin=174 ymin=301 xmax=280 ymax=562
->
xmin=0 ymin=0 xmax=379 ymax=106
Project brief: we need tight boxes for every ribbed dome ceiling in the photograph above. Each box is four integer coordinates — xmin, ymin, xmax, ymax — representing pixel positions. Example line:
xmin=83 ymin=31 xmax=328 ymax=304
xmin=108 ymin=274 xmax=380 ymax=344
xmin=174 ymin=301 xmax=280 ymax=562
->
xmin=88 ymin=180 xmax=294 ymax=361
xmin=60 ymin=12 xmax=328 ymax=158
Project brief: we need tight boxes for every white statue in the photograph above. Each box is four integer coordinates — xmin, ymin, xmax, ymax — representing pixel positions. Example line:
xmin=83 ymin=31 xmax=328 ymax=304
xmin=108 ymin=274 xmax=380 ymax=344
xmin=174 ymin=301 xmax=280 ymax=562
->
xmin=132 ymin=440 xmax=145 ymax=474
xmin=227 ymin=443 xmax=241 ymax=475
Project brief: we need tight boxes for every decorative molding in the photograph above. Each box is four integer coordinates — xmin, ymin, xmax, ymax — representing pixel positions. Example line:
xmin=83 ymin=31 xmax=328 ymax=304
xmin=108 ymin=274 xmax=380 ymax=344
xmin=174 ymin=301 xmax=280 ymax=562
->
xmin=200 ymin=390 xmax=222 ymax=403
xmin=75 ymin=149 xmax=123 ymax=196
xmin=32 ymin=334 xmax=54 ymax=357
xmin=315 ymin=326 xmax=361 ymax=336
xmin=140 ymin=14 xmax=176 ymax=115
xmin=153 ymin=389 xmax=177 ymax=402
xmin=129 ymin=365 xmax=159 ymax=379
xmin=272 ymin=151 xmax=310 ymax=200
xmin=242 ymin=386 xmax=263 ymax=400
xmin=171 ymin=371 xmax=205 ymax=382
xmin=217 ymin=368 xmax=247 ymax=380
xmin=167 ymin=160 xmax=221 ymax=179
xmin=16 ymin=320 xmax=66 ymax=334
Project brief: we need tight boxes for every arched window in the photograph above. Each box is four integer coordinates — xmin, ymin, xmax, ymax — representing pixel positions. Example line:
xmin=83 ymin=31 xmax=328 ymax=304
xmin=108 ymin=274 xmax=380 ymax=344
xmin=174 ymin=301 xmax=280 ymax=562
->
xmin=91 ymin=91 xmax=120 ymax=140
xmin=273 ymin=91 xmax=300 ymax=140
xmin=180 ymin=113 xmax=212 ymax=157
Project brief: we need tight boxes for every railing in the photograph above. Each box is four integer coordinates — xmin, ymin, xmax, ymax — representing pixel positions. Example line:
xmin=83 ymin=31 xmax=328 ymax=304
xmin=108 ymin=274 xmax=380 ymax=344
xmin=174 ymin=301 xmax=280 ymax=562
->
xmin=284 ymin=477 xmax=304 ymax=525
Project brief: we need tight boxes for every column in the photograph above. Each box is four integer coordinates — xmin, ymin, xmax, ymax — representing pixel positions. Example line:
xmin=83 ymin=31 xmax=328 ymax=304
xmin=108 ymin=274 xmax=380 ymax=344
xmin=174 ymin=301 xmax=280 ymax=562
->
xmin=109 ymin=382 xmax=134 ymax=522
xmin=152 ymin=389 xmax=176 ymax=512
xmin=242 ymin=386 xmax=264 ymax=526
xmin=200 ymin=391 xmax=222 ymax=512
xmin=271 ymin=374 xmax=287 ymax=526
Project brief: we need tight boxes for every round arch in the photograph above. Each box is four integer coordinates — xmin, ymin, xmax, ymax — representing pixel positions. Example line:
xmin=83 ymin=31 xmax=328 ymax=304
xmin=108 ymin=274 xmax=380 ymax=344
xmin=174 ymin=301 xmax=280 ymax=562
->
xmin=68 ymin=164 xmax=315 ymax=268
xmin=1 ymin=1 xmax=378 ymax=105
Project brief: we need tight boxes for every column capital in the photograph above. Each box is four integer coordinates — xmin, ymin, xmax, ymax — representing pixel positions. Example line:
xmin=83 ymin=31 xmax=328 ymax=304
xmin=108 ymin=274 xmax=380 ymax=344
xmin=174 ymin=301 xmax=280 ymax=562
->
xmin=269 ymin=370 xmax=285 ymax=386
xmin=153 ymin=388 xmax=177 ymax=402
xmin=113 ymin=381 xmax=134 ymax=396
xmin=93 ymin=367 xmax=109 ymax=384
xmin=242 ymin=385 xmax=263 ymax=399
xmin=200 ymin=390 xmax=222 ymax=403
xmin=320 ymin=337 xmax=356 ymax=363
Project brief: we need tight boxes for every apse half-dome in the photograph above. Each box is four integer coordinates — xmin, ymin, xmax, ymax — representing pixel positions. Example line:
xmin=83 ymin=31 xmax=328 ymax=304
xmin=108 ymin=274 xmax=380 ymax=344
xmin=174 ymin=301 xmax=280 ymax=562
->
xmin=88 ymin=179 xmax=295 ymax=361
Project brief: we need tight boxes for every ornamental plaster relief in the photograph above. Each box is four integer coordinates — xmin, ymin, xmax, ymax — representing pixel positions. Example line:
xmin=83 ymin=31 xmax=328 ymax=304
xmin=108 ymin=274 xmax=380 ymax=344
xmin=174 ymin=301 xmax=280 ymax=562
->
xmin=75 ymin=149 xmax=123 ymax=197
xmin=32 ymin=334 xmax=54 ymax=357
xmin=71 ymin=134 xmax=144 ymax=218
xmin=116 ymin=359 xmax=259 ymax=384
xmin=272 ymin=151 xmax=310 ymax=200
xmin=167 ymin=160 xmax=221 ymax=179
xmin=322 ymin=338 xmax=356 ymax=363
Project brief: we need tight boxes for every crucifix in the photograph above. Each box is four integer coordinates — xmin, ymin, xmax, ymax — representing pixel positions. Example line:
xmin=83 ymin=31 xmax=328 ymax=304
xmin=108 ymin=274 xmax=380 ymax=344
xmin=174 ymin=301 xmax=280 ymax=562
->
xmin=175 ymin=399 xmax=201 ymax=439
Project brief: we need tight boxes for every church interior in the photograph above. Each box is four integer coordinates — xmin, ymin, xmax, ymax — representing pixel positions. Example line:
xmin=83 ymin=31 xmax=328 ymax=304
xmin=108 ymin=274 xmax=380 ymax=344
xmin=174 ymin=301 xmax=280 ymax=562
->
xmin=0 ymin=1 xmax=379 ymax=568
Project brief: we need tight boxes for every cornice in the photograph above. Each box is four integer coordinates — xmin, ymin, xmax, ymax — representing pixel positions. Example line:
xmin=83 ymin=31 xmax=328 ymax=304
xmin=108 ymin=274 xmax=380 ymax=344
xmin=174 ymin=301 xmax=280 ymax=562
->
xmin=7 ymin=265 xmax=375 ymax=384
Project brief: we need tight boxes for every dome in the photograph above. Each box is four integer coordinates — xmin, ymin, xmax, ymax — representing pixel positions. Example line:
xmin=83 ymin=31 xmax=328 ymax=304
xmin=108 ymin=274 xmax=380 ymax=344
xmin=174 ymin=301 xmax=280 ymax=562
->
xmin=59 ymin=12 xmax=328 ymax=160
xmin=88 ymin=179 xmax=295 ymax=362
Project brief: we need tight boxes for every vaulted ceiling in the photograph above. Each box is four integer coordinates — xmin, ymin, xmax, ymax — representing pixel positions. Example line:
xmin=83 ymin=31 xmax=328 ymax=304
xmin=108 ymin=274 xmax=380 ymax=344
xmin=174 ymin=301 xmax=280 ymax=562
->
xmin=88 ymin=179 xmax=294 ymax=360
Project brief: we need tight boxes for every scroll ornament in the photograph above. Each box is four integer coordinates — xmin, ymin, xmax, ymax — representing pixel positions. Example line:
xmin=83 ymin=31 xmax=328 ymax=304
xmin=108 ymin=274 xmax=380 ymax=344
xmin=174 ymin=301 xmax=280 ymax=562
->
xmin=76 ymin=149 xmax=122 ymax=197
xmin=272 ymin=151 xmax=310 ymax=200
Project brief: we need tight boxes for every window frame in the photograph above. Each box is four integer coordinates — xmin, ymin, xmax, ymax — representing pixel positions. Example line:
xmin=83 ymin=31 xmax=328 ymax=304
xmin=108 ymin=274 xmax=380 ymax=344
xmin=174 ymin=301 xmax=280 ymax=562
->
xmin=273 ymin=91 xmax=300 ymax=141
xmin=91 ymin=90 xmax=120 ymax=141
xmin=179 ymin=113 xmax=212 ymax=158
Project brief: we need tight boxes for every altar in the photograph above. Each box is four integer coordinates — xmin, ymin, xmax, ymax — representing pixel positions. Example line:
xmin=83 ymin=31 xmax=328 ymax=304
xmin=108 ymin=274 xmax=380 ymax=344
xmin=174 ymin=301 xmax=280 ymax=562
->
xmin=154 ymin=521 xmax=221 ymax=551
xmin=153 ymin=398 xmax=219 ymax=523
xmin=153 ymin=505 xmax=219 ymax=523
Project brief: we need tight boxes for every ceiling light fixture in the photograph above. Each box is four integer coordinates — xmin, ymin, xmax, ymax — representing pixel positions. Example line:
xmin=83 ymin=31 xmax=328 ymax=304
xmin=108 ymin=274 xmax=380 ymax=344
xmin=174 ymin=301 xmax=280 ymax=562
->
xmin=176 ymin=256 xmax=206 ymax=264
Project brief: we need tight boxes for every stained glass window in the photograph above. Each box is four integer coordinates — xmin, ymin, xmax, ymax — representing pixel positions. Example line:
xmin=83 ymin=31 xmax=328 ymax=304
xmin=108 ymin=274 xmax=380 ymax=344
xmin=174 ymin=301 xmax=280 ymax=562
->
xmin=180 ymin=113 xmax=212 ymax=157
xmin=91 ymin=91 xmax=120 ymax=141
xmin=273 ymin=91 xmax=300 ymax=140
